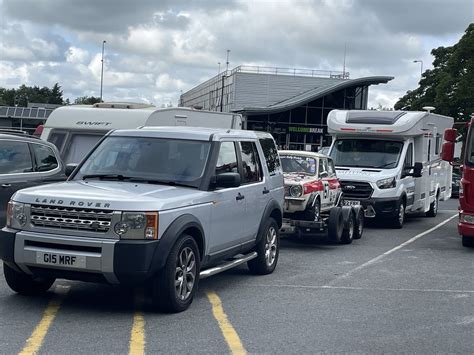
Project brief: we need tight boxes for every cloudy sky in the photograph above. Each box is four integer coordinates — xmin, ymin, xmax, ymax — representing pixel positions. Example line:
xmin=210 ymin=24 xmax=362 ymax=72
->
xmin=1 ymin=0 xmax=473 ymax=109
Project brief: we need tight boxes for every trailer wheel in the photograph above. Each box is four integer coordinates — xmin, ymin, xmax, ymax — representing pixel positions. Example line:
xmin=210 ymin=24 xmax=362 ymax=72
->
xmin=353 ymin=206 xmax=364 ymax=240
xmin=328 ymin=207 xmax=343 ymax=243
xmin=426 ymin=191 xmax=439 ymax=217
xmin=340 ymin=207 xmax=355 ymax=244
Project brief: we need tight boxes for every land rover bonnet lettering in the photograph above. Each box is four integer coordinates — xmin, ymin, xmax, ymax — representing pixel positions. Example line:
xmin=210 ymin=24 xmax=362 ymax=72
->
xmin=34 ymin=198 xmax=110 ymax=208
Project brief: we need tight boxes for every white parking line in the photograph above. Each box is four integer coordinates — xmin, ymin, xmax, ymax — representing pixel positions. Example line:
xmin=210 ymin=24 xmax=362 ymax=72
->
xmin=246 ymin=284 xmax=474 ymax=294
xmin=326 ymin=213 xmax=458 ymax=286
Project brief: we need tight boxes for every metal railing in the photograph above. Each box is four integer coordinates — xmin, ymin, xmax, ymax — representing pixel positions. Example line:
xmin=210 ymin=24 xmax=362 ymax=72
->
xmin=230 ymin=65 xmax=350 ymax=79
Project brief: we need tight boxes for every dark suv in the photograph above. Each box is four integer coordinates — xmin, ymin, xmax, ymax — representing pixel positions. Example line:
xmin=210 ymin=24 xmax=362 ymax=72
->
xmin=0 ymin=132 xmax=64 ymax=223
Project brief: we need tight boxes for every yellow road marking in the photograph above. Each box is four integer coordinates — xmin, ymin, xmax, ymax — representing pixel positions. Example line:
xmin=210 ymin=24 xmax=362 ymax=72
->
xmin=19 ymin=285 xmax=70 ymax=355
xmin=207 ymin=291 xmax=246 ymax=355
xmin=129 ymin=291 xmax=145 ymax=355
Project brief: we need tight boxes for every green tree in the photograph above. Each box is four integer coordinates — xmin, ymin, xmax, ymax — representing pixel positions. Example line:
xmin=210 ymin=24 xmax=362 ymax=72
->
xmin=395 ymin=24 xmax=474 ymax=122
xmin=0 ymin=83 xmax=64 ymax=106
xmin=74 ymin=96 xmax=102 ymax=105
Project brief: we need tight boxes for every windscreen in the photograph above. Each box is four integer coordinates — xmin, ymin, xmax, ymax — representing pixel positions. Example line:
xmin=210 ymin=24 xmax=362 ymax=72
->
xmin=330 ymin=139 xmax=403 ymax=169
xmin=280 ymin=155 xmax=317 ymax=175
xmin=75 ymin=136 xmax=211 ymax=187
xmin=466 ymin=128 xmax=474 ymax=166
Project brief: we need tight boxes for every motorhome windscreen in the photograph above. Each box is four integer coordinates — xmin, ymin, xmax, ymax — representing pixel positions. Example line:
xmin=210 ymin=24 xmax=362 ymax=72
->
xmin=75 ymin=136 xmax=211 ymax=187
xmin=345 ymin=111 xmax=406 ymax=125
xmin=331 ymin=139 xmax=403 ymax=169
xmin=466 ymin=127 xmax=474 ymax=166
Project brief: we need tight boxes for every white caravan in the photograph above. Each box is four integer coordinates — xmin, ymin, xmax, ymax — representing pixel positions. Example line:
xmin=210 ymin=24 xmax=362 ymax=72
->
xmin=327 ymin=109 xmax=453 ymax=228
xmin=40 ymin=102 xmax=244 ymax=164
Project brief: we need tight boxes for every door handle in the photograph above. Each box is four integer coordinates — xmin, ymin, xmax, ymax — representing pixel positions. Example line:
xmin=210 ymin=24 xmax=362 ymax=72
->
xmin=262 ymin=188 xmax=270 ymax=194
xmin=236 ymin=193 xmax=245 ymax=201
xmin=1 ymin=184 xmax=11 ymax=188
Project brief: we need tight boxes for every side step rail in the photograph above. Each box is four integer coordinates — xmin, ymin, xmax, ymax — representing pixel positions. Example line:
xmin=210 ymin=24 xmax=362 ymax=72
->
xmin=200 ymin=252 xmax=257 ymax=279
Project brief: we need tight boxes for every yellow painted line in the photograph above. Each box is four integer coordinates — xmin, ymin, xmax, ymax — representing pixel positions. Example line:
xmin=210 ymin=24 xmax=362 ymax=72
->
xmin=207 ymin=291 xmax=246 ymax=355
xmin=129 ymin=291 xmax=145 ymax=355
xmin=19 ymin=285 xmax=70 ymax=355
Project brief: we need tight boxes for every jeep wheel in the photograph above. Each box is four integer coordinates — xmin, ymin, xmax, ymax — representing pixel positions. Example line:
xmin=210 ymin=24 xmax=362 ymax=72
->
xmin=426 ymin=192 xmax=439 ymax=217
xmin=462 ymin=236 xmax=474 ymax=248
xmin=328 ymin=207 xmax=343 ymax=243
xmin=3 ymin=263 xmax=55 ymax=295
xmin=152 ymin=234 xmax=200 ymax=313
xmin=304 ymin=197 xmax=321 ymax=222
xmin=248 ymin=218 xmax=279 ymax=275
xmin=392 ymin=200 xmax=405 ymax=229
xmin=340 ymin=209 xmax=355 ymax=244
xmin=353 ymin=207 xmax=364 ymax=240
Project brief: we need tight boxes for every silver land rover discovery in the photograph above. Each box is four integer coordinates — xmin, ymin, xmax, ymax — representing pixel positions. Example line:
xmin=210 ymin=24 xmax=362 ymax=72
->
xmin=0 ymin=127 xmax=284 ymax=312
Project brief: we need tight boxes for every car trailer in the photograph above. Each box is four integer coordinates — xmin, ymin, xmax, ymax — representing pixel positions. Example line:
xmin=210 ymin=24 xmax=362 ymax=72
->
xmin=281 ymin=194 xmax=364 ymax=244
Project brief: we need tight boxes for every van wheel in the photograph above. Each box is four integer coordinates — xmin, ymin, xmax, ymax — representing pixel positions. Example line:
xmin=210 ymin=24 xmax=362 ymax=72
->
xmin=152 ymin=234 xmax=200 ymax=313
xmin=248 ymin=218 xmax=279 ymax=275
xmin=3 ymin=263 xmax=55 ymax=295
xmin=340 ymin=209 xmax=355 ymax=244
xmin=462 ymin=236 xmax=474 ymax=248
xmin=392 ymin=200 xmax=405 ymax=229
xmin=426 ymin=193 xmax=439 ymax=217
xmin=328 ymin=207 xmax=343 ymax=242
xmin=353 ymin=207 xmax=364 ymax=239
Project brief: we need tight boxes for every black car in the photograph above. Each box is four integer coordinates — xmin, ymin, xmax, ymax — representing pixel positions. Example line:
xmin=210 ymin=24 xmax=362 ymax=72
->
xmin=0 ymin=132 xmax=65 ymax=223
xmin=452 ymin=168 xmax=461 ymax=198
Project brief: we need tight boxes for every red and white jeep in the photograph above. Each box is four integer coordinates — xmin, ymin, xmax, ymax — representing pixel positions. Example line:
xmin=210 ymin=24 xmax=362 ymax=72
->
xmin=279 ymin=150 xmax=363 ymax=244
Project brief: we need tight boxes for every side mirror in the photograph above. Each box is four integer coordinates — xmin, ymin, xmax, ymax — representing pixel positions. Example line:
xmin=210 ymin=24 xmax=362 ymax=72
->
xmin=319 ymin=171 xmax=328 ymax=178
xmin=213 ymin=172 xmax=241 ymax=188
xmin=412 ymin=162 xmax=423 ymax=178
xmin=65 ymin=164 xmax=78 ymax=177
xmin=444 ymin=128 xmax=457 ymax=142
xmin=441 ymin=142 xmax=455 ymax=162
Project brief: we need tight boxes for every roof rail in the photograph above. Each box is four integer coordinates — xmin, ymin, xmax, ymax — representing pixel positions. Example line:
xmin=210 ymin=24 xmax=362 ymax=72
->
xmin=93 ymin=102 xmax=155 ymax=109
xmin=0 ymin=128 xmax=29 ymax=135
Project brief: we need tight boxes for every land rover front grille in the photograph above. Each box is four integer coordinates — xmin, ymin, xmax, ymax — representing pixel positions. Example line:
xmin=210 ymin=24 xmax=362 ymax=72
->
xmin=30 ymin=205 xmax=113 ymax=233
xmin=340 ymin=181 xmax=373 ymax=199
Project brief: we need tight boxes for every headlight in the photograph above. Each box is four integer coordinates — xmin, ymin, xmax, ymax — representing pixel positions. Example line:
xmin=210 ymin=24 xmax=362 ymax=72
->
xmin=289 ymin=185 xmax=303 ymax=197
xmin=114 ymin=212 xmax=158 ymax=239
xmin=376 ymin=177 xmax=396 ymax=189
xmin=6 ymin=201 xmax=27 ymax=229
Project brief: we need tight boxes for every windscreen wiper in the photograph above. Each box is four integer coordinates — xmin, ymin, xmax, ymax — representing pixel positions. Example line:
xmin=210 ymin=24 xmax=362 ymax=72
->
xmin=128 ymin=178 xmax=195 ymax=188
xmin=82 ymin=174 xmax=134 ymax=180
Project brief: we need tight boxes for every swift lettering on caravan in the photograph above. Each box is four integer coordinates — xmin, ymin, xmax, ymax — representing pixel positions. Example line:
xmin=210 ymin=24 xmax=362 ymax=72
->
xmin=327 ymin=107 xmax=454 ymax=228
xmin=40 ymin=102 xmax=244 ymax=165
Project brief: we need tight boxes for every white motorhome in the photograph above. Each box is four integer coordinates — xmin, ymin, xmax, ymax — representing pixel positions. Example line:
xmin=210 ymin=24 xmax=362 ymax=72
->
xmin=327 ymin=109 xmax=453 ymax=228
xmin=40 ymin=102 xmax=244 ymax=164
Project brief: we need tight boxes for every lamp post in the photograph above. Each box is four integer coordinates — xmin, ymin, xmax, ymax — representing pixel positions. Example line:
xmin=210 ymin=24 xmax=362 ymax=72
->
xmin=413 ymin=59 xmax=423 ymax=78
xmin=100 ymin=40 xmax=106 ymax=102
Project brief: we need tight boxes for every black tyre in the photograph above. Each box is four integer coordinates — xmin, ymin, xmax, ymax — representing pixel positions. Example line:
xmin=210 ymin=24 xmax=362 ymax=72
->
xmin=304 ymin=197 xmax=321 ymax=222
xmin=426 ymin=192 xmax=439 ymax=217
xmin=3 ymin=263 xmax=55 ymax=295
xmin=340 ymin=207 xmax=355 ymax=244
xmin=248 ymin=218 xmax=279 ymax=275
xmin=392 ymin=199 xmax=405 ymax=229
xmin=462 ymin=236 xmax=474 ymax=248
xmin=328 ymin=207 xmax=343 ymax=242
xmin=152 ymin=234 xmax=200 ymax=313
xmin=353 ymin=207 xmax=364 ymax=240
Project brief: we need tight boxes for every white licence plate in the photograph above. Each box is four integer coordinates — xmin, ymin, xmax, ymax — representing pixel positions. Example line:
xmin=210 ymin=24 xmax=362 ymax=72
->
xmin=343 ymin=200 xmax=361 ymax=206
xmin=36 ymin=252 xmax=86 ymax=269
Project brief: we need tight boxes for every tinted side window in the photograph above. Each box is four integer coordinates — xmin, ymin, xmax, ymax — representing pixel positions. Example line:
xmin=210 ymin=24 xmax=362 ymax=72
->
xmin=216 ymin=142 xmax=238 ymax=175
xmin=31 ymin=144 xmax=58 ymax=172
xmin=0 ymin=141 xmax=33 ymax=174
xmin=48 ymin=131 xmax=67 ymax=151
xmin=239 ymin=141 xmax=262 ymax=184
xmin=259 ymin=138 xmax=280 ymax=175
xmin=404 ymin=143 xmax=413 ymax=168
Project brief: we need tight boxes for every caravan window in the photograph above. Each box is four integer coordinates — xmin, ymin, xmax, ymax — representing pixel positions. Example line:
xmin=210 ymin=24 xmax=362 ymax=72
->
xmin=64 ymin=134 xmax=104 ymax=164
xmin=330 ymin=139 xmax=403 ymax=169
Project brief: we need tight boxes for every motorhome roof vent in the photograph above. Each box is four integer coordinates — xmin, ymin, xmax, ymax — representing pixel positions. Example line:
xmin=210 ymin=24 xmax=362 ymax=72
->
xmin=346 ymin=111 xmax=406 ymax=125
xmin=192 ymin=105 xmax=203 ymax=110
xmin=93 ymin=102 xmax=155 ymax=109
xmin=422 ymin=106 xmax=436 ymax=113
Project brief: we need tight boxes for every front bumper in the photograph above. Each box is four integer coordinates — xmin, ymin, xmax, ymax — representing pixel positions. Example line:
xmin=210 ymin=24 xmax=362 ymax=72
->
xmin=284 ymin=195 xmax=311 ymax=213
xmin=344 ymin=197 xmax=400 ymax=218
xmin=0 ymin=228 xmax=162 ymax=285
xmin=458 ymin=211 xmax=474 ymax=237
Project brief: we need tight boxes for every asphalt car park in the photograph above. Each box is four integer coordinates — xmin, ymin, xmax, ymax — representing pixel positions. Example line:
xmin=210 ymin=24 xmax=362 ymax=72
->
xmin=1 ymin=198 xmax=472 ymax=354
